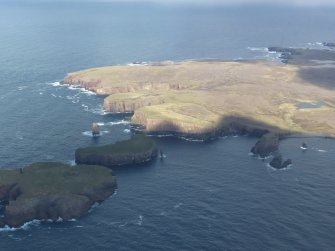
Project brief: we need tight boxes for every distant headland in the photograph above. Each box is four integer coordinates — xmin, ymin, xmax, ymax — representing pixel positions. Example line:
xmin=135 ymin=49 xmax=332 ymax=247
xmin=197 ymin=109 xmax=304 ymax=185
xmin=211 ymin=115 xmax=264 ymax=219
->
xmin=63 ymin=46 xmax=335 ymax=140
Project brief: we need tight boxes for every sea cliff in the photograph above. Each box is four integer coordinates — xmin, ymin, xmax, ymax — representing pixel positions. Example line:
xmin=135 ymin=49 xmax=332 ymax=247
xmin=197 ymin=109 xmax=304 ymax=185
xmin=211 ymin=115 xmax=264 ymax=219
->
xmin=75 ymin=134 xmax=157 ymax=167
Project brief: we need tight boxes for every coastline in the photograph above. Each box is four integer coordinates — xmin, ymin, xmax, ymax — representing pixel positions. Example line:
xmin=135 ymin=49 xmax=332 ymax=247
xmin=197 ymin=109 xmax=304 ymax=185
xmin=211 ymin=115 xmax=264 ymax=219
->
xmin=63 ymin=48 xmax=335 ymax=140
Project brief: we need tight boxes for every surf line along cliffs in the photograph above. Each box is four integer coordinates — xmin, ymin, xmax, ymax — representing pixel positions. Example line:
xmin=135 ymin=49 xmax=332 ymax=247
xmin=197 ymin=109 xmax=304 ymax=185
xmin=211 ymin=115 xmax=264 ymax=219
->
xmin=63 ymin=53 xmax=335 ymax=140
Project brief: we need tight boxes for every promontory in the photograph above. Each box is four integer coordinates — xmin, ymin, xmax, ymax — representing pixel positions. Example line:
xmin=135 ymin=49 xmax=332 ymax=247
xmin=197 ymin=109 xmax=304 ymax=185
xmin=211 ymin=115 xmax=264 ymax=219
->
xmin=63 ymin=47 xmax=335 ymax=139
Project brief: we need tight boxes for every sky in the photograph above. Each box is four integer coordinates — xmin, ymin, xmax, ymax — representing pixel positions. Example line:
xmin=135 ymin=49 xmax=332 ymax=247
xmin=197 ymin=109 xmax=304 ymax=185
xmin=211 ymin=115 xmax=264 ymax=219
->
xmin=5 ymin=0 xmax=335 ymax=7
xmin=95 ymin=0 xmax=335 ymax=7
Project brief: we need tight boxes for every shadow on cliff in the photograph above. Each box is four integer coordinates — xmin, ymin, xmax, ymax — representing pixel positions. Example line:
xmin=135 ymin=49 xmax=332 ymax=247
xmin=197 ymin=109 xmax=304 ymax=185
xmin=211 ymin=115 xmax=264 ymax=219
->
xmin=143 ymin=115 xmax=291 ymax=141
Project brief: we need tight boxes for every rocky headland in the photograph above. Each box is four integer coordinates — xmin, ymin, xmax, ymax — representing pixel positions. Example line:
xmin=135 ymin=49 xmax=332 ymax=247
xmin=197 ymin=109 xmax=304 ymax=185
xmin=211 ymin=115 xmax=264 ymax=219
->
xmin=0 ymin=162 xmax=117 ymax=228
xmin=75 ymin=134 xmax=157 ymax=167
xmin=63 ymin=47 xmax=335 ymax=140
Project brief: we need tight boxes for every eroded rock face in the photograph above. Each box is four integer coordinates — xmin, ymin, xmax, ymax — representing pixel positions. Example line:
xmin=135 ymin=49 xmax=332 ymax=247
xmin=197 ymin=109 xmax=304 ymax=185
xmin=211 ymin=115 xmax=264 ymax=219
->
xmin=270 ymin=155 xmax=292 ymax=169
xmin=103 ymin=95 xmax=164 ymax=113
xmin=4 ymin=194 xmax=91 ymax=227
xmin=0 ymin=163 xmax=117 ymax=228
xmin=251 ymin=133 xmax=279 ymax=158
xmin=75 ymin=134 xmax=157 ymax=167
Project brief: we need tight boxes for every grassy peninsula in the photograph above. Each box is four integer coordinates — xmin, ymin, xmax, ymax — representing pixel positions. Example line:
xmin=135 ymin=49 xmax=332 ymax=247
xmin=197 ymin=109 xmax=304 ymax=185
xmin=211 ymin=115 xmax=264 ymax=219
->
xmin=64 ymin=48 xmax=335 ymax=138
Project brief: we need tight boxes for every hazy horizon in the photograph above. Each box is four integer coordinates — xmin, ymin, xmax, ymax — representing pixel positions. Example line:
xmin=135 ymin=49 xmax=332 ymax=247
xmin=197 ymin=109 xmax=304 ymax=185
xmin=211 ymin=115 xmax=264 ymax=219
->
xmin=3 ymin=0 xmax=335 ymax=7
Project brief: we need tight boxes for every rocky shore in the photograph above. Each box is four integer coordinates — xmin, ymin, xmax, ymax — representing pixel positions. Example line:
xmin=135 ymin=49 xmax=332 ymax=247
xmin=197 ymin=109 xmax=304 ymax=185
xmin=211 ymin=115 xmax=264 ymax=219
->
xmin=0 ymin=162 xmax=117 ymax=228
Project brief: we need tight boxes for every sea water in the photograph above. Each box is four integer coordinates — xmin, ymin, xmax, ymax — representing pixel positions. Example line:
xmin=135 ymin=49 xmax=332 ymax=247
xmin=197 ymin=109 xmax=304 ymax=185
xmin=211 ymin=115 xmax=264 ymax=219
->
xmin=1 ymin=1 xmax=335 ymax=250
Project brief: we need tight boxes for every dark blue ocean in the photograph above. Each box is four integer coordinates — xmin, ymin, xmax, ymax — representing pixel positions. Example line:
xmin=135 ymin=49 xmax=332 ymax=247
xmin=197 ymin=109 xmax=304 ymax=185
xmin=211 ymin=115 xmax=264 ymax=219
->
xmin=1 ymin=1 xmax=335 ymax=250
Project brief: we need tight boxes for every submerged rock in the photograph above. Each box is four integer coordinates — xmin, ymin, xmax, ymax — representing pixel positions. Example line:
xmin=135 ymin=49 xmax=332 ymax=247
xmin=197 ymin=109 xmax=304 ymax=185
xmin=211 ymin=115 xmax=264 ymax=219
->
xmin=75 ymin=134 xmax=157 ymax=167
xmin=0 ymin=162 xmax=117 ymax=228
xmin=251 ymin=133 xmax=279 ymax=158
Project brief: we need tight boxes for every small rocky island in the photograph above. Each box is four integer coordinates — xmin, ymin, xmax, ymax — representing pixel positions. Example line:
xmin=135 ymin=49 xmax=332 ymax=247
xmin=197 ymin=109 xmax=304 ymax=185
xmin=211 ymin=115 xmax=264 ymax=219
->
xmin=0 ymin=162 xmax=117 ymax=228
xmin=75 ymin=134 xmax=157 ymax=167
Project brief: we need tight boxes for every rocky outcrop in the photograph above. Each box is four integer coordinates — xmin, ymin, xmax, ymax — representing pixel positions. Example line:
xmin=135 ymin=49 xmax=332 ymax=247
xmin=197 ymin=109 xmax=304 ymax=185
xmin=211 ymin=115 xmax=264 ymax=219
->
xmin=75 ymin=134 xmax=157 ymax=167
xmin=251 ymin=133 xmax=279 ymax=158
xmin=0 ymin=162 xmax=117 ymax=228
xmin=270 ymin=155 xmax=292 ymax=169
xmin=63 ymin=75 xmax=103 ymax=93
xmin=103 ymin=94 xmax=164 ymax=113
xmin=323 ymin=42 xmax=335 ymax=48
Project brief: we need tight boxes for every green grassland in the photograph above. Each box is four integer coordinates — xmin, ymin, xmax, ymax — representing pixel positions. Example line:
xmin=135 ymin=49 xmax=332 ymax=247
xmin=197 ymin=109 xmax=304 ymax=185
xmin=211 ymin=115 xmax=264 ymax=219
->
xmin=0 ymin=162 xmax=115 ymax=199
xmin=65 ymin=60 xmax=335 ymax=137
xmin=76 ymin=134 xmax=156 ymax=155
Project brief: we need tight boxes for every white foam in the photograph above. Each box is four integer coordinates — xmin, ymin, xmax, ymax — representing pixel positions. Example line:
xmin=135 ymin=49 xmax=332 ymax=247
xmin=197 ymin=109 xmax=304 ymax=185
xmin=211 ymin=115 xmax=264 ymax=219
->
xmin=0 ymin=219 xmax=41 ymax=232
xmin=137 ymin=215 xmax=143 ymax=226
xmin=147 ymin=134 xmax=174 ymax=138
xmin=258 ymin=155 xmax=272 ymax=160
xmin=173 ymin=203 xmax=183 ymax=209
xmin=83 ymin=106 xmax=105 ymax=115
xmin=179 ymin=136 xmax=205 ymax=142
xmin=17 ymin=86 xmax=28 ymax=91
xmin=96 ymin=122 xmax=105 ymax=126
xmin=247 ymin=47 xmax=268 ymax=52
xmin=123 ymin=129 xmax=131 ymax=134
xmin=127 ymin=62 xmax=148 ymax=66
xmin=107 ymin=120 xmax=130 ymax=126
xmin=48 ymin=81 xmax=62 ymax=87
xmin=82 ymin=130 xmax=109 ymax=137
xmin=68 ymin=160 xmax=76 ymax=166
xmin=317 ymin=149 xmax=327 ymax=153
xmin=267 ymin=163 xmax=292 ymax=171
xmin=56 ymin=217 xmax=63 ymax=222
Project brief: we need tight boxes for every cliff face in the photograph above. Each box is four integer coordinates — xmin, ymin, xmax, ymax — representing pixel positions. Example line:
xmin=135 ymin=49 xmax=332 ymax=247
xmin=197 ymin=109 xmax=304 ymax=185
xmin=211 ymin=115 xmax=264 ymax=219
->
xmin=250 ymin=133 xmax=279 ymax=158
xmin=76 ymin=150 xmax=157 ymax=167
xmin=103 ymin=94 xmax=164 ymax=113
xmin=0 ymin=163 xmax=117 ymax=228
xmin=131 ymin=110 xmax=216 ymax=136
xmin=75 ymin=134 xmax=157 ymax=167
